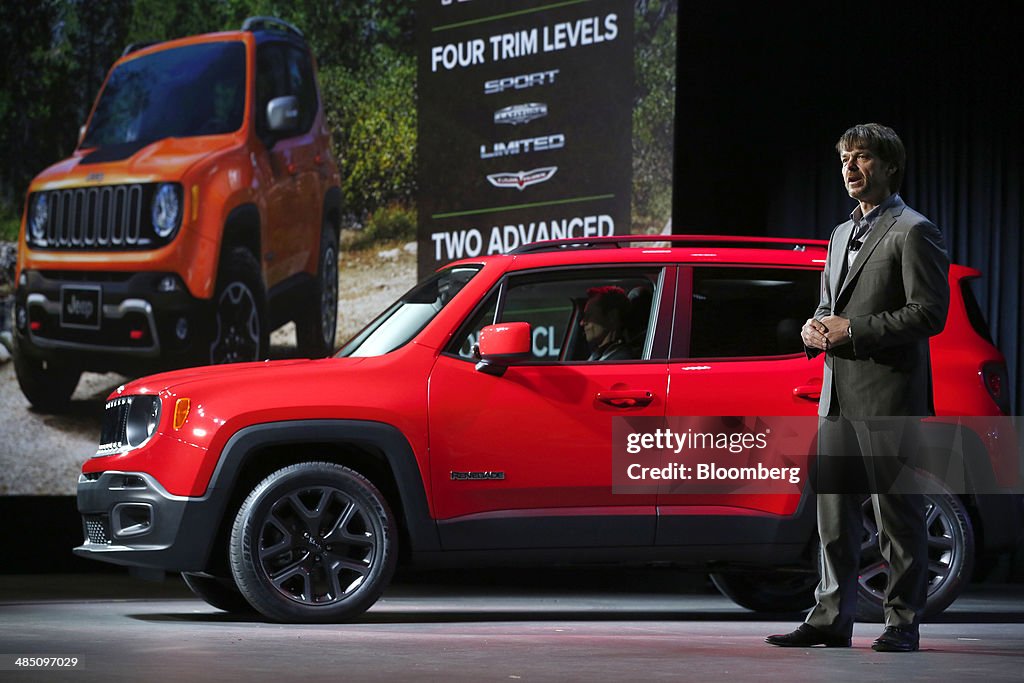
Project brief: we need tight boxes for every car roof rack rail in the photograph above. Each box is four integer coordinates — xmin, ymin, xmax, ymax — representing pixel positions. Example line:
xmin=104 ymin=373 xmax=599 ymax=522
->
xmin=242 ymin=16 xmax=304 ymax=38
xmin=121 ymin=41 xmax=157 ymax=57
xmin=508 ymin=234 xmax=828 ymax=255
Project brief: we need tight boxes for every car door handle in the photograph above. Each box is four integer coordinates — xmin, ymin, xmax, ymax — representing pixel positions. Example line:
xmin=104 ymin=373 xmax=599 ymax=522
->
xmin=596 ymin=390 xmax=655 ymax=408
xmin=793 ymin=384 xmax=822 ymax=401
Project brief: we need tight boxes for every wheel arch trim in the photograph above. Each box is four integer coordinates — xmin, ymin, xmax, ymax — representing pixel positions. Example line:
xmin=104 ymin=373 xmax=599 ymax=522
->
xmin=322 ymin=186 xmax=342 ymax=232
xmin=209 ymin=419 xmax=439 ymax=552
xmin=221 ymin=203 xmax=262 ymax=267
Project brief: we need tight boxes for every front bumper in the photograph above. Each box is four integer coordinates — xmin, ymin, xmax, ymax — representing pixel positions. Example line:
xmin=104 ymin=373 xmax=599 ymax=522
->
xmin=74 ymin=470 xmax=227 ymax=572
xmin=15 ymin=269 xmax=211 ymax=373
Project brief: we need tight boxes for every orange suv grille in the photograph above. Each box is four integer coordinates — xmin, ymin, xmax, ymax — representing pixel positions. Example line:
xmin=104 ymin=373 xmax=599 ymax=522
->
xmin=27 ymin=183 xmax=180 ymax=251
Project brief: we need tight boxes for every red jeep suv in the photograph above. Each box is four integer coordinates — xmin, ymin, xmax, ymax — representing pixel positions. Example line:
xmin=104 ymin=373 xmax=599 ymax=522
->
xmin=75 ymin=236 xmax=1020 ymax=622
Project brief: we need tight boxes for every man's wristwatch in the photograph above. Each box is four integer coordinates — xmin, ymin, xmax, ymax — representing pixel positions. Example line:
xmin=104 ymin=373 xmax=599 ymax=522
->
xmin=847 ymin=323 xmax=853 ymax=340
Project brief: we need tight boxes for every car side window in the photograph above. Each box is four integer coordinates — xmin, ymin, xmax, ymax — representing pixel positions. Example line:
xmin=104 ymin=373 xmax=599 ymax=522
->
xmin=687 ymin=267 xmax=820 ymax=358
xmin=285 ymin=45 xmax=317 ymax=133
xmin=446 ymin=268 xmax=663 ymax=362
xmin=255 ymin=42 xmax=316 ymax=138
xmin=255 ymin=43 xmax=288 ymax=139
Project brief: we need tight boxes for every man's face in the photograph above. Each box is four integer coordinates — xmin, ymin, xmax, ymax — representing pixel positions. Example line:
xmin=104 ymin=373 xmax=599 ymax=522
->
xmin=840 ymin=145 xmax=893 ymax=208
xmin=581 ymin=300 xmax=611 ymax=343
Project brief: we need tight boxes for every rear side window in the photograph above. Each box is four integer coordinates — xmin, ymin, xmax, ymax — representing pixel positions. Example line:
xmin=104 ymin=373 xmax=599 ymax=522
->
xmin=256 ymin=42 xmax=317 ymax=137
xmin=688 ymin=267 xmax=820 ymax=358
xmin=960 ymin=277 xmax=994 ymax=344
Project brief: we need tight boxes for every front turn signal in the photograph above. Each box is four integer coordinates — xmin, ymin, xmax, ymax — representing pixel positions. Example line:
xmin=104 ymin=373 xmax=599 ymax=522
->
xmin=173 ymin=398 xmax=191 ymax=430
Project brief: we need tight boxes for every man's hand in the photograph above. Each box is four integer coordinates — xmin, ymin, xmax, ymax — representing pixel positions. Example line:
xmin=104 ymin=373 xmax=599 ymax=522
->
xmin=801 ymin=318 xmax=830 ymax=351
xmin=819 ymin=315 xmax=851 ymax=348
xmin=802 ymin=316 xmax=852 ymax=351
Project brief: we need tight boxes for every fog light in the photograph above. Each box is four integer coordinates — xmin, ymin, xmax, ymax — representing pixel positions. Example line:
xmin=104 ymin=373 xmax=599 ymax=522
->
xmin=113 ymin=503 xmax=152 ymax=537
xmin=158 ymin=276 xmax=180 ymax=293
xmin=16 ymin=305 xmax=27 ymax=331
xmin=175 ymin=316 xmax=188 ymax=340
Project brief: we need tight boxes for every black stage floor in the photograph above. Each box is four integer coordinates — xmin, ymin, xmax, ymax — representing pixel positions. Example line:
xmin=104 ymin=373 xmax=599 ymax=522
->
xmin=1 ymin=571 xmax=1022 ymax=682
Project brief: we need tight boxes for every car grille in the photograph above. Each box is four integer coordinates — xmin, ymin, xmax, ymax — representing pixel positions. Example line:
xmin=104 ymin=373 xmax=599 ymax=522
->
xmin=28 ymin=184 xmax=164 ymax=251
xmin=84 ymin=515 xmax=112 ymax=545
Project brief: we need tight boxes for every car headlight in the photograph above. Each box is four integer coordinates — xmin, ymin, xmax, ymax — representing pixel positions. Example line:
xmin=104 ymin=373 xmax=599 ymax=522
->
xmin=29 ymin=194 xmax=48 ymax=243
xmin=151 ymin=183 xmax=180 ymax=239
xmin=125 ymin=395 xmax=161 ymax=448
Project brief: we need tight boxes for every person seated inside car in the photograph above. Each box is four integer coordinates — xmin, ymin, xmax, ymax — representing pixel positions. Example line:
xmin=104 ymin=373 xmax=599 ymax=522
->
xmin=624 ymin=285 xmax=653 ymax=356
xmin=581 ymin=285 xmax=632 ymax=361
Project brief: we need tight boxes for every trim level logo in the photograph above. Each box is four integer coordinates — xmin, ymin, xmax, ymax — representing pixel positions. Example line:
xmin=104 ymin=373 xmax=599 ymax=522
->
xmin=484 ymin=69 xmax=559 ymax=95
xmin=494 ymin=103 xmax=548 ymax=126
xmin=486 ymin=167 xmax=558 ymax=191
xmin=450 ymin=471 xmax=506 ymax=481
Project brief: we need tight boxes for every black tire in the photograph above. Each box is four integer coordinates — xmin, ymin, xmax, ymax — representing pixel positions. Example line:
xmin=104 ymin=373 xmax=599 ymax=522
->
xmin=295 ymin=223 xmax=339 ymax=357
xmin=711 ymin=489 xmax=975 ymax=620
xmin=12 ymin=334 xmax=81 ymax=413
xmin=855 ymin=490 xmax=974 ymax=622
xmin=709 ymin=570 xmax=818 ymax=614
xmin=181 ymin=572 xmax=255 ymax=614
xmin=208 ymin=247 xmax=267 ymax=365
xmin=229 ymin=462 xmax=397 ymax=623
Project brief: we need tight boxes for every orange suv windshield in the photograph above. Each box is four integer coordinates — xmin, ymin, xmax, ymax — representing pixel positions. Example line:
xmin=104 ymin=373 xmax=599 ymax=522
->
xmin=82 ymin=41 xmax=246 ymax=150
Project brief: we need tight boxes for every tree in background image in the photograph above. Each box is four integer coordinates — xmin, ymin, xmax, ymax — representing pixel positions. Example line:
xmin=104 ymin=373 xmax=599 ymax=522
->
xmin=0 ymin=0 xmax=132 ymax=238
xmin=633 ymin=0 xmax=677 ymax=234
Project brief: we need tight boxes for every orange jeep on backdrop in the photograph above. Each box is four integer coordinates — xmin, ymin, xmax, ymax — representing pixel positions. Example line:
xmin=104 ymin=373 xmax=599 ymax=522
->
xmin=14 ymin=16 xmax=342 ymax=411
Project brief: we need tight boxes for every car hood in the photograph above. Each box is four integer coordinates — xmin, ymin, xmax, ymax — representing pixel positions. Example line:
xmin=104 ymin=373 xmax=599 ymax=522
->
xmin=31 ymin=135 xmax=240 ymax=189
xmin=112 ymin=357 xmax=366 ymax=399
xmin=109 ymin=345 xmax=437 ymax=455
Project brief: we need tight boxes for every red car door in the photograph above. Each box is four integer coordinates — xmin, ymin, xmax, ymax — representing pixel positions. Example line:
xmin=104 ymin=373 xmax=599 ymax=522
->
xmin=658 ymin=265 xmax=824 ymax=542
xmin=427 ymin=266 xmax=674 ymax=549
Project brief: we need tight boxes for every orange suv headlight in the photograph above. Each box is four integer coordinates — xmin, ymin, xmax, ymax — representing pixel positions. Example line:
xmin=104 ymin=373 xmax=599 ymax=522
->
xmin=151 ymin=183 xmax=181 ymax=238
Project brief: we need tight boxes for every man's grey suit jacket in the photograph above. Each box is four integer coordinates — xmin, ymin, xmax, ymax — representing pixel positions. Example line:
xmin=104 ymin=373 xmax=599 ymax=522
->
xmin=808 ymin=195 xmax=950 ymax=418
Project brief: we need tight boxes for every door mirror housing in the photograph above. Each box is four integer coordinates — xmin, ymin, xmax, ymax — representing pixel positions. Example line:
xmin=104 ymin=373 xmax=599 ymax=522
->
xmin=266 ymin=96 xmax=300 ymax=134
xmin=475 ymin=322 xmax=531 ymax=376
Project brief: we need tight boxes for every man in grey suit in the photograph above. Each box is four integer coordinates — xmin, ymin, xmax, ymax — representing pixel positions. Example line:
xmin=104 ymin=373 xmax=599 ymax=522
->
xmin=766 ymin=123 xmax=949 ymax=652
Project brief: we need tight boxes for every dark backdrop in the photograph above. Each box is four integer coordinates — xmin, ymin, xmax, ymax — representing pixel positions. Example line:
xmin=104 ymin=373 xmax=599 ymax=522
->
xmin=674 ymin=3 xmax=1023 ymax=414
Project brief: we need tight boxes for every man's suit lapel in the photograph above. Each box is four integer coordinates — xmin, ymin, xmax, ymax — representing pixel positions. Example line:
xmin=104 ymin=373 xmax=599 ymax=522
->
xmin=837 ymin=197 xmax=907 ymax=302
xmin=830 ymin=222 xmax=853 ymax=311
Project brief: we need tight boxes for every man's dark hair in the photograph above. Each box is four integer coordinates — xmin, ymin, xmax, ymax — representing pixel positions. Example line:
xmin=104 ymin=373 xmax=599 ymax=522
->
xmin=836 ymin=123 xmax=906 ymax=193
xmin=585 ymin=285 xmax=629 ymax=323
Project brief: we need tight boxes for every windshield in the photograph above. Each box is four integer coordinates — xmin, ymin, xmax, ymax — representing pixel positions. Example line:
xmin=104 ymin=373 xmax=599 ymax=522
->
xmin=82 ymin=41 xmax=246 ymax=149
xmin=338 ymin=266 xmax=481 ymax=358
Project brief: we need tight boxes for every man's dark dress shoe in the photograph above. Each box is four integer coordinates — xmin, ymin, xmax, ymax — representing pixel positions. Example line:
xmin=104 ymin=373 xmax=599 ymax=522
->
xmin=871 ymin=626 xmax=919 ymax=652
xmin=765 ymin=624 xmax=851 ymax=648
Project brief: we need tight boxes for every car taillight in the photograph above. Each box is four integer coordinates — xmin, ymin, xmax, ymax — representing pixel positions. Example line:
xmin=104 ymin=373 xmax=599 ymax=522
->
xmin=980 ymin=362 xmax=1011 ymax=415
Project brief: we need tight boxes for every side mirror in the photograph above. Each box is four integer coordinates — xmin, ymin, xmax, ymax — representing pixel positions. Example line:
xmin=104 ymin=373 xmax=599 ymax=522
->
xmin=266 ymin=96 xmax=300 ymax=134
xmin=475 ymin=322 xmax=531 ymax=376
